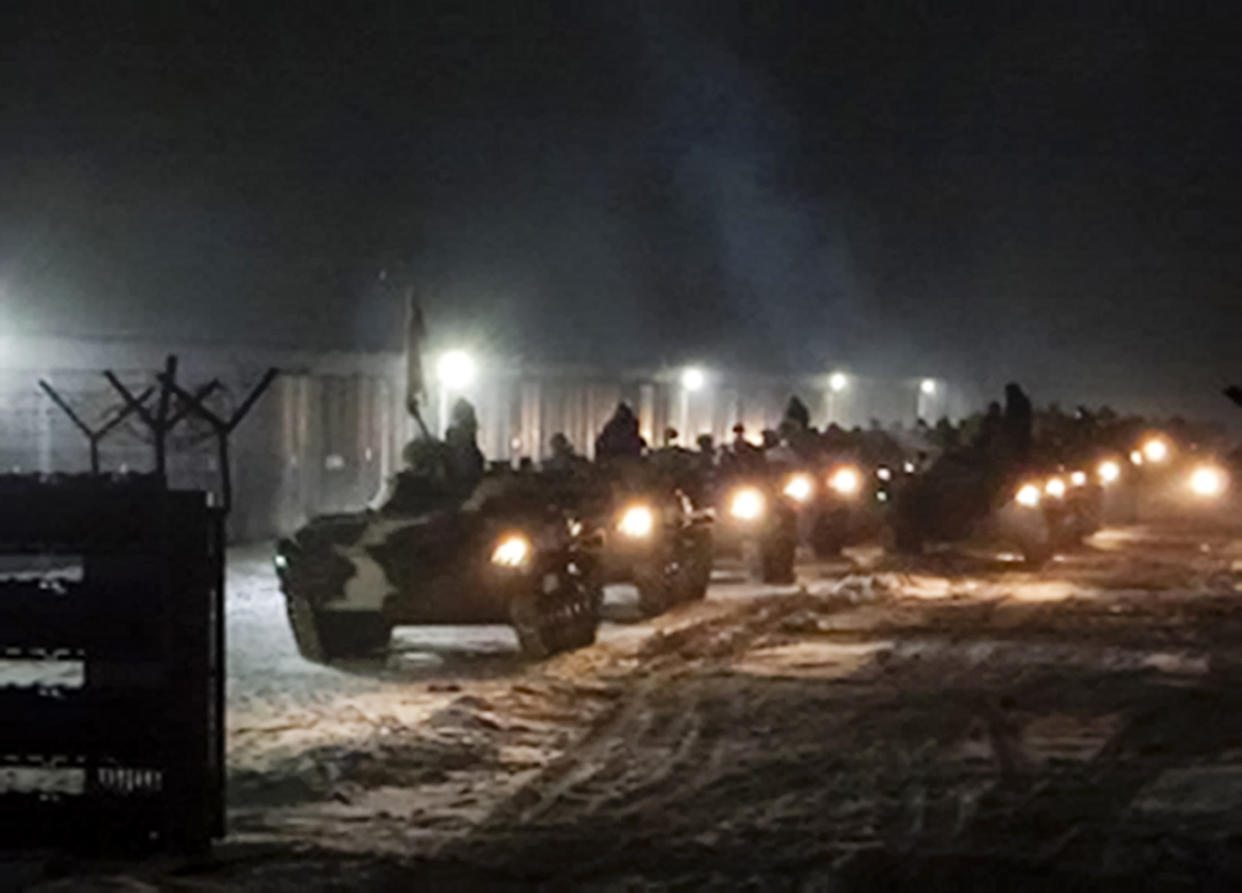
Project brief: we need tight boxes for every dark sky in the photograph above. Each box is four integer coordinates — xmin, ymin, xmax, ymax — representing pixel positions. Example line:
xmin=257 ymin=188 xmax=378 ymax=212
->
xmin=3 ymin=3 xmax=1241 ymax=413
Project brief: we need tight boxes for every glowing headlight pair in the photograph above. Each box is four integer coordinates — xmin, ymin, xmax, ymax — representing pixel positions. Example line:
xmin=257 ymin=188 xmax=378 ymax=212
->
xmin=1015 ymin=475 xmax=1066 ymax=507
xmin=1130 ymin=438 xmax=1170 ymax=467
xmin=491 ymin=534 xmax=531 ymax=568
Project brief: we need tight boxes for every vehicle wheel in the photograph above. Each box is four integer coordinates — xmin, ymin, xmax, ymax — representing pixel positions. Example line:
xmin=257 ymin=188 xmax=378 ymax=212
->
xmin=633 ymin=560 xmax=675 ymax=617
xmin=810 ymin=511 xmax=848 ymax=559
xmin=889 ymin=506 xmax=925 ymax=555
xmin=510 ymin=571 xmax=601 ymax=659
xmin=285 ymin=591 xmax=391 ymax=663
xmin=510 ymin=589 xmax=554 ymax=659
xmin=1074 ymin=501 xmax=1102 ymax=538
xmin=759 ymin=533 xmax=796 ymax=584
xmin=675 ymin=532 xmax=713 ymax=602
xmin=564 ymin=569 xmax=602 ymax=648
xmin=1017 ymin=530 xmax=1054 ymax=568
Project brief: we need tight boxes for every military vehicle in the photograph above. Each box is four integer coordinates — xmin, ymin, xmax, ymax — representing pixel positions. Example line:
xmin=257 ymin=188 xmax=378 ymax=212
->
xmin=711 ymin=467 xmax=798 ymax=583
xmin=888 ymin=454 xmax=1064 ymax=565
xmin=276 ymin=469 xmax=602 ymax=663
xmin=803 ymin=461 xmax=894 ymax=558
xmin=554 ymin=459 xmax=713 ymax=617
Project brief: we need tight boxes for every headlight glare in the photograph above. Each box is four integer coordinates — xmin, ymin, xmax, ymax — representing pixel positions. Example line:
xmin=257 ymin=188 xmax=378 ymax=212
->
xmin=492 ymin=534 xmax=531 ymax=568
xmin=729 ymin=487 xmax=766 ymax=521
xmin=1098 ymin=459 xmax=1121 ymax=484
xmin=1015 ymin=483 xmax=1041 ymax=508
xmin=1045 ymin=477 xmax=1066 ymax=499
xmin=1190 ymin=465 xmax=1226 ymax=498
xmin=828 ymin=466 xmax=861 ymax=496
xmin=783 ymin=473 xmax=814 ymax=503
xmin=1143 ymin=438 xmax=1169 ymax=463
xmin=618 ymin=505 xmax=655 ymax=539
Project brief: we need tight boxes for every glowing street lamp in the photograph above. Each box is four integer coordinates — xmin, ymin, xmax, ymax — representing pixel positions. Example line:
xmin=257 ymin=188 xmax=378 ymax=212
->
xmin=827 ymin=371 xmax=849 ymax=424
xmin=679 ymin=366 xmax=706 ymax=435
xmin=916 ymin=377 xmax=939 ymax=420
xmin=437 ymin=350 xmax=477 ymax=390
xmin=435 ymin=349 xmax=477 ymax=435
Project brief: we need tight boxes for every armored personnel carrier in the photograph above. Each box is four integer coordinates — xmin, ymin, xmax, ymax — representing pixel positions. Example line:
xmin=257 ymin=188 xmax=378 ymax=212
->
xmin=275 ymin=468 xmax=602 ymax=663
xmin=598 ymin=476 xmax=713 ymax=616
xmin=544 ymin=456 xmax=713 ymax=617
xmin=710 ymin=465 xmax=799 ymax=583
xmin=889 ymin=453 xmax=1065 ymax=566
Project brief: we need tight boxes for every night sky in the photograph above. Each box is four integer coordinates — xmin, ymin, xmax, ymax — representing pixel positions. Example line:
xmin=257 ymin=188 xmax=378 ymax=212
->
xmin=3 ymin=3 xmax=1240 ymax=414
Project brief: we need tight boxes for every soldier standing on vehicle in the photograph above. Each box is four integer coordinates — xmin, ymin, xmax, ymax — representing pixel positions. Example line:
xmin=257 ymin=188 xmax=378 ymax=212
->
xmin=595 ymin=403 xmax=647 ymax=460
xmin=544 ymin=432 xmax=589 ymax=474
xmin=696 ymin=433 xmax=716 ymax=469
xmin=725 ymin=423 xmax=765 ymax=472
xmin=444 ymin=398 xmax=486 ymax=491
xmin=779 ymin=395 xmax=821 ymax=461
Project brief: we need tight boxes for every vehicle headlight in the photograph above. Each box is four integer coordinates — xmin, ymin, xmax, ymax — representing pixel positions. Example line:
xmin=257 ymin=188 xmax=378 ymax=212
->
xmin=1015 ymin=483 xmax=1041 ymax=508
xmin=783 ymin=473 xmax=814 ymax=503
xmin=876 ymin=466 xmax=892 ymax=482
xmin=729 ymin=487 xmax=765 ymax=521
xmin=1189 ymin=465 xmax=1226 ymax=498
xmin=1098 ymin=459 xmax=1121 ymax=485
xmin=492 ymin=534 xmax=531 ymax=568
xmin=829 ymin=466 xmax=859 ymax=496
xmin=1142 ymin=438 xmax=1169 ymax=463
xmin=1045 ymin=477 xmax=1066 ymax=499
xmin=274 ymin=553 xmax=289 ymax=571
xmin=1070 ymin=471 xmax=1087 ymax=487
xmin=828 ymin=466 xmax=861 ymax=496
xmin=617 ymin=504 xmax=655 ymax=539
xmin=1130 ymin=450 xmax=1144 ymax=466
xmin=903 ymin=461 xmax=916 ymax=474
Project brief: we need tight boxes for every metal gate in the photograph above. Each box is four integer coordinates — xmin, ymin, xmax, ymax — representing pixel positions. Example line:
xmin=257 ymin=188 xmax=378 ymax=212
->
xmin=0 ymin=475 xmax=224 ymax=850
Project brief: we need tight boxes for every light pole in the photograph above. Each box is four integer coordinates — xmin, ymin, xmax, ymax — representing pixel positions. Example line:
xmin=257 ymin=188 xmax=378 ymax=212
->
xmin=827 ymin=371 xmax=848 ymax=425
xmin=679 ymin=366 xmax=705 ymax=438
xmin=436 ymin=350 xmax=476 ymax=436
xmin=917 ymin=377 xmax=937 ymax=420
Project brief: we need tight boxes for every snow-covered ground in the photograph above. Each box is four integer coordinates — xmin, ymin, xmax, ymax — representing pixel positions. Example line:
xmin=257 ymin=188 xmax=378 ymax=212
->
xmin=14 ymin=524 xmax=1242 ymax=889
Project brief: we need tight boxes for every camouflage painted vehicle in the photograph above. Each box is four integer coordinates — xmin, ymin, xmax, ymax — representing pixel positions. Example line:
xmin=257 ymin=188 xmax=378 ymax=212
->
xmin=275 ymin=470 xmax=602 ymax=663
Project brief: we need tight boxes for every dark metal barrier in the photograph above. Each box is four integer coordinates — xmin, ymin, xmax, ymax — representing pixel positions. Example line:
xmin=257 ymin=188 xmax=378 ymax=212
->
xmin=0 ymin=475 xmax=224 ymax=850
